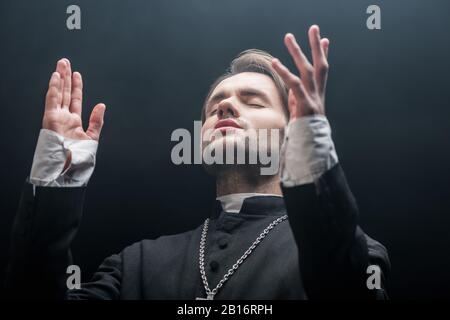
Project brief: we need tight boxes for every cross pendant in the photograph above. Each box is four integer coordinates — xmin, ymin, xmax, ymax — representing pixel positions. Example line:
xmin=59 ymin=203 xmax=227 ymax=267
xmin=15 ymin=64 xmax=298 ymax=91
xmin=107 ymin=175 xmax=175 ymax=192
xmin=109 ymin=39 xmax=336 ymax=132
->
xmin=196 ymin=293 xmax=214 ymax=300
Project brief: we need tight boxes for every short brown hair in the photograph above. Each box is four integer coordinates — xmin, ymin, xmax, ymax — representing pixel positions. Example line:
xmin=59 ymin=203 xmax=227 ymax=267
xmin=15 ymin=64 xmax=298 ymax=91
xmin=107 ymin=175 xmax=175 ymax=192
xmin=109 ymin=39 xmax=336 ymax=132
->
xmin=201 ymin=49 xmax=289 ymax=123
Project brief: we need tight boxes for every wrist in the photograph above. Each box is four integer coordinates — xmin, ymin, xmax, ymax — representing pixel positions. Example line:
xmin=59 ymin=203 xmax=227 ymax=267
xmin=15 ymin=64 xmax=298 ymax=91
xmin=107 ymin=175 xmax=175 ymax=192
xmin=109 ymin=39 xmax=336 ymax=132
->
xmin=29 ymin=129 xmax=98 ymax=187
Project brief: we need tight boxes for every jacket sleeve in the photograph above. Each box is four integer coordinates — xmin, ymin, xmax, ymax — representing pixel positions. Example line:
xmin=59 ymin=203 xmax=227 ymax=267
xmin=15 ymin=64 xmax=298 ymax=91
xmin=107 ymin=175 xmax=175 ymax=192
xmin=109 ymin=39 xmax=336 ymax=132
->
xmin=4 ymin=179 xmax=122 ymax=300
xmin=281 ymin=164 xmax=391 ymax=299
xmin=66 ymin=254 xmax=122 ymax=300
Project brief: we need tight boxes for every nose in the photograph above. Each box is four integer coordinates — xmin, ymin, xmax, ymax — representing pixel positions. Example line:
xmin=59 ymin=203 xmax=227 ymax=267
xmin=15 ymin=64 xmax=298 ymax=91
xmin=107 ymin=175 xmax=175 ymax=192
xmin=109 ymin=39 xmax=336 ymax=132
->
xmin=217 ymin=98 xmax=240 ymax=119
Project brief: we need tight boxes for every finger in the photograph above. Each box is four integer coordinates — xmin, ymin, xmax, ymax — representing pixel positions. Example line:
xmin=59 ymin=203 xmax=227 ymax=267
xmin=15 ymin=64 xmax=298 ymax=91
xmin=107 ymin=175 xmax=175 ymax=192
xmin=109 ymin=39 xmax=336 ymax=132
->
xmin=308 ymin=25 xmax=326 ymax=68
xmin=45 ymin=72 xmax=61 ymax=111
xmin=320 ymin=38 xmax=330 ymax=95
xmin=284 ymin=33 xmax=316 ymax=92
xmin=55 ymin=59 xmax=66 ymax=108
xmin=308 ymin=25 xmax=329 ymax=94
xmin=86 ymin=103 xmax=106 ymax=141
xmin=71 ymin=72 xmax=83 ymax=116
xmin=272 ymin=58 xmax=307 ymax=104
xmin=61 ymin=59 xmax=72 ymax=110
xmin=321 ymin=38 xmax=329 ymax=59
xmin=56 ymin=58 xmax=66 ymax=77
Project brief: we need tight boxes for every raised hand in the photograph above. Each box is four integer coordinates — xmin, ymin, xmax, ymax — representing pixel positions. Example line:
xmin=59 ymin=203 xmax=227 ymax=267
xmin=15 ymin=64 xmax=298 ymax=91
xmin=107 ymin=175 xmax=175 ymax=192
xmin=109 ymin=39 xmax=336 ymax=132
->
xmin=272 ymin=25 xmax=329 ymax=121
xmin=43 ymin=58 xmax=106 ymax=141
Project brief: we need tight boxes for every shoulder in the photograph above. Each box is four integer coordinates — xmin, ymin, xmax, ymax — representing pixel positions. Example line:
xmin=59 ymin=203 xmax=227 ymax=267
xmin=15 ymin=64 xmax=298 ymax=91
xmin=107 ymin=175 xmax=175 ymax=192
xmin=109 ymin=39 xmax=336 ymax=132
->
xmin=119 ymin=224 xmax=203 ymax=258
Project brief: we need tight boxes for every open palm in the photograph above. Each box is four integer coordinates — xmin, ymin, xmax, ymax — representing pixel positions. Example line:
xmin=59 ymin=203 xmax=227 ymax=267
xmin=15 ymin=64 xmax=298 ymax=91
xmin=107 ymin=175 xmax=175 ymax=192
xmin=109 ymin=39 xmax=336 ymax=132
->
xmin=272 ymin=25 xmax=329 ymax=121
xmin=43 ymin=58 xmax=105 ymax=141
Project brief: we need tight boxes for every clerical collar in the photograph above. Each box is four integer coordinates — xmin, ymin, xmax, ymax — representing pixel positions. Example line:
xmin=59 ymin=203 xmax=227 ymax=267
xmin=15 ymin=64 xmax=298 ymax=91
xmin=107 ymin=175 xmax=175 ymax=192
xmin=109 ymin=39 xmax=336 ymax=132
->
xmin=212 ymin=193 xmax=285 ymax=218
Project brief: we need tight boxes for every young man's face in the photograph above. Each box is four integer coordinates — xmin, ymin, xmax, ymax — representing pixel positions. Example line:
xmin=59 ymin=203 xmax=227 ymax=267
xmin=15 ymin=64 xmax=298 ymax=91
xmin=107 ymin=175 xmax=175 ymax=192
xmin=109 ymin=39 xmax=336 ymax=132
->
xmin=201 ymin=72 xmax=287 ymax=171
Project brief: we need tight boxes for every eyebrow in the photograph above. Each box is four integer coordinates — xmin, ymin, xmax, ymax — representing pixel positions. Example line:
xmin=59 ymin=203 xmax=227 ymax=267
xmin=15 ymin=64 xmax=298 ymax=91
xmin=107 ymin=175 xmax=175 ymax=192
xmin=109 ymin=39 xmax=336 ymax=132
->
xmin=206 ymin=87 xmax=272 ymax=111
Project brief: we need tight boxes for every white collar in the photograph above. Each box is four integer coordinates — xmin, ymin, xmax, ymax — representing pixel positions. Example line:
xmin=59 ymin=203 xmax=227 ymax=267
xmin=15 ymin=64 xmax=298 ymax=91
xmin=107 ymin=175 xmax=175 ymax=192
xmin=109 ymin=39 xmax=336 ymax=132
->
xmin=216 ymin=193 xmax=282 ymax=213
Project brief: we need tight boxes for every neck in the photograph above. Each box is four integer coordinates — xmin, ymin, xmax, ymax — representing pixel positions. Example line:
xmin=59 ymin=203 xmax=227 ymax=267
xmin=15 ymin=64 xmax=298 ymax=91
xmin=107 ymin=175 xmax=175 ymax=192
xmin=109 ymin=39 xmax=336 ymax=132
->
xmin=215 ymin=166 xmax=282 ymax=197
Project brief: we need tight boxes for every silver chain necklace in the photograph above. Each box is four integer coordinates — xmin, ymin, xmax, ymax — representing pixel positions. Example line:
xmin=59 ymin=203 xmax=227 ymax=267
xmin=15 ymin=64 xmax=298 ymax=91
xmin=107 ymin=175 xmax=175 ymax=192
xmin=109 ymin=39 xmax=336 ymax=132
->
xmin=196 ymin=214 xmax=288 ymax=300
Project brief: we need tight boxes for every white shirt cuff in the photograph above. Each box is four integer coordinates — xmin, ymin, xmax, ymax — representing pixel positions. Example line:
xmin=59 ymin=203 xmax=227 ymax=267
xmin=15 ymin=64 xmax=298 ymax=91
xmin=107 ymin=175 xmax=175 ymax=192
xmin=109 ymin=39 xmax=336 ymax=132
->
xmin=29 ymin=129 xmax=98 ymax=187
xmin=280 ymin=115 xmax=339 ymax=187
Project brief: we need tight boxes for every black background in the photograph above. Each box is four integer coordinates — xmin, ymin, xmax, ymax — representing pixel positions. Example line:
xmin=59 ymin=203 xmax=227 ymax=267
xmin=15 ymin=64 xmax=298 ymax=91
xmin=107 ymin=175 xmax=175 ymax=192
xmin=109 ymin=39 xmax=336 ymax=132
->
xmin=1 ymin=0 xmax=449 ymax=299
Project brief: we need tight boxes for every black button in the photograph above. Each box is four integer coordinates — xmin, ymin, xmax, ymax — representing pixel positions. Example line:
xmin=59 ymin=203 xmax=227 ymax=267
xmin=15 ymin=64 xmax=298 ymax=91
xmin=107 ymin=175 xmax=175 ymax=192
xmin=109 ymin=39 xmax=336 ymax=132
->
xmin=218 ymin=237 xmax=228 ymax=249
xmin=209 ymin=260 xmax=219 ymax=272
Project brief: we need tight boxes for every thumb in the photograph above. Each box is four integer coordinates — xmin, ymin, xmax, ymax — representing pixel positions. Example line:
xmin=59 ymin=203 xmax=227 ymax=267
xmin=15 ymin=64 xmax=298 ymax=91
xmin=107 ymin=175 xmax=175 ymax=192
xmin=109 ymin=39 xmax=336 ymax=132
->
xmin=86 ymin=103 xmax=106 ymax=141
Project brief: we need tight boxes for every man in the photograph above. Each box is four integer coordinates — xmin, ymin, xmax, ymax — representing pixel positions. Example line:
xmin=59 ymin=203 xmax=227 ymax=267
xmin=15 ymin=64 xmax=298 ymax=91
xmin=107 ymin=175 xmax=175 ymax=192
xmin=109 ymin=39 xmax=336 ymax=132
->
xmin=5 ymin=25 xmax=390 ymax=299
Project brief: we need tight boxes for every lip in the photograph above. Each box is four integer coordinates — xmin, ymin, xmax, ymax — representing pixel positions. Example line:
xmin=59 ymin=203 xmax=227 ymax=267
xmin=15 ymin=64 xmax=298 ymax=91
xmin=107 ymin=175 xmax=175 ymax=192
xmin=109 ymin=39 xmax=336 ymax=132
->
xmin=214 ymin=119 xmax=242 ymax=130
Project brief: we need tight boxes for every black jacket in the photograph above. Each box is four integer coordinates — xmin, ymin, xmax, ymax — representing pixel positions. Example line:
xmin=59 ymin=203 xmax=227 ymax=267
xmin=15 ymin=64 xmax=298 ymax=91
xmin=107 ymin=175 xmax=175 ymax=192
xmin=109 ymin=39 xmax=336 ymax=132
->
xmin=5 ymin=164 xmax=390 ymax=299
